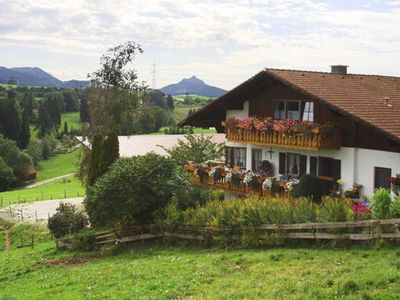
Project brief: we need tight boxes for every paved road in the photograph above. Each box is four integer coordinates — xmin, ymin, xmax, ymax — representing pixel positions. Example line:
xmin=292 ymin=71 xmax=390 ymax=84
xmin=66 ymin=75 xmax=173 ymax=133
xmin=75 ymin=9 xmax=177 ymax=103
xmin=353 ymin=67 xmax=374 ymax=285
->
xmin=0 ymin=197 xmax=84 ymax=223
xmin=24 ymin=173 xmax=75 ymax=189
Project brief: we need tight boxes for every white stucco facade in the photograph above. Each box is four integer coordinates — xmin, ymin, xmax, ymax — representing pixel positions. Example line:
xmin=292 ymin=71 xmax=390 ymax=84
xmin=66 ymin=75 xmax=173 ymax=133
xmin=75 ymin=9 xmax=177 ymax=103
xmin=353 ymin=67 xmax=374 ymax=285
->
xmin=226 ymin=139 xmax=400 ymax=198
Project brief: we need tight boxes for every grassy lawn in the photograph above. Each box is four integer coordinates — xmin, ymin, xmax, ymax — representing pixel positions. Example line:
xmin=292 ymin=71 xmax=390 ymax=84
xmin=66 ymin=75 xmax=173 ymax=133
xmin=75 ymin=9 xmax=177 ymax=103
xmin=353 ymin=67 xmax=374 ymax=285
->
xmin=172 ymin=104 xmax=202 ymax=123
xmin=61 ymin=112 xmax=81 ymax=131
xmin=1 ymin=224 xmax=400 ymax=299
xmin=149 ymin=127 xmax=217 ymax=135
xmin=0 ymin=176 xmax=84 ymax=205
xmin=37 ymin=150 xmax=81 ymax=181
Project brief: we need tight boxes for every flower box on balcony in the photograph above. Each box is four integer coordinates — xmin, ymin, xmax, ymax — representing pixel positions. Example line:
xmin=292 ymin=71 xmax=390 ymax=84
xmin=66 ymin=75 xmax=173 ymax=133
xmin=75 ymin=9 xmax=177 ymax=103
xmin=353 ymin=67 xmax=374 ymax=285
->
xmin=224 ymin=117 xmax=340 ymax=150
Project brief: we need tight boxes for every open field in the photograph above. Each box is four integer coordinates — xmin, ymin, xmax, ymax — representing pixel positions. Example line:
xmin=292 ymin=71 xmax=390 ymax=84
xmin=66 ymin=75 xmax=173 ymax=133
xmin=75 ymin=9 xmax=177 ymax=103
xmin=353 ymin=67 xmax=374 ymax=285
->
xmin=174 ymin=94 xmax=213 ymax=101
xmin=61 ymin=112 xmax=81 ymax=131
xmin=37 ymin=150 xmax=80 ymax=181
xmin=150 ymin=127 xmax=217 ymax=135
xmin=1 ymin=224 xmax=400 ymax=299
xmin=0 ymin=176 xmax=84 ymax=205
xmin=172 ymin=104 xmax=202 ymax=123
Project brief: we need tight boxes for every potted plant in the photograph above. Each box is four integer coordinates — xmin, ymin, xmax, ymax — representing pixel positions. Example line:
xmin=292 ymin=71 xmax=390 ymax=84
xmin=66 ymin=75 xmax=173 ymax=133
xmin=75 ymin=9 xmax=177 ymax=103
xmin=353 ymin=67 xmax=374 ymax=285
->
xmin=194 ymin=163 xmax=208 ymax=182
xmin=225 ymin=169 xmax=241 ymax=186
xmin=262 ymin=177 xmax=280 ymax=195
xmin=243 ymin=171 xmax=260 ymax=190
xmin=209 ymin=166 xmax=223 ymax=182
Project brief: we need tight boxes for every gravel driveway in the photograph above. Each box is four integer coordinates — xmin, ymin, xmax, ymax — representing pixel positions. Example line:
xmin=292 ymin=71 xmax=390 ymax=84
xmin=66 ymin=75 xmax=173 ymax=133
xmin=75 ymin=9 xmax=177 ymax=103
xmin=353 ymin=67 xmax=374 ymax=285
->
xmin=0 ymin=197 xmax=84 ymax=223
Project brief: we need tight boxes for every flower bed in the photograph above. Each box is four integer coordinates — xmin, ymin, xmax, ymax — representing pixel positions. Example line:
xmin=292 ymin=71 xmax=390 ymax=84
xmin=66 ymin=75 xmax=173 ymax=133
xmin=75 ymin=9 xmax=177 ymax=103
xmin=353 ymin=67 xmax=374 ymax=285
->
xmin=225 ymin=116 xmax=340 ymax=150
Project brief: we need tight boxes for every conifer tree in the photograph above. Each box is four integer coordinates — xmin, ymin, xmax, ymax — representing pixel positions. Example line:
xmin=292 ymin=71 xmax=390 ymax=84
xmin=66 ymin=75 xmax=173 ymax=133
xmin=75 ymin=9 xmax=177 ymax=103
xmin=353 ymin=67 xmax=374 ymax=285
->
xmin=166 ymin=95 xmax=174 ymax=110
xmin=87 ymin=135 xmax=103 ymax=186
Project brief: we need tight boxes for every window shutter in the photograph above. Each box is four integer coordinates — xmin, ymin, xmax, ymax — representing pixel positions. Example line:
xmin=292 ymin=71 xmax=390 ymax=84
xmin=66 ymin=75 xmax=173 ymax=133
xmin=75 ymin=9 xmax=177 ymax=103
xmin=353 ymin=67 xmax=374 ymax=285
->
xmin=279 ymin=153 xmax=286 ymax=174
xmin=310 ymin=156 xmax=317 ymax=175
xmin=299 ymin=155 xmax=307 ymax=177
xmin=332 ymin=159 xmax=341 ymax=181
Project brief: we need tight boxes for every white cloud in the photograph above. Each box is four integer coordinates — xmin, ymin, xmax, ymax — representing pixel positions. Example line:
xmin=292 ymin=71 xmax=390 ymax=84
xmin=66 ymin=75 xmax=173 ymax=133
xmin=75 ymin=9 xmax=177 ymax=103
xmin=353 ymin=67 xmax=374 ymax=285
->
xmin=0 ymin=0 xmax=399 ymax=89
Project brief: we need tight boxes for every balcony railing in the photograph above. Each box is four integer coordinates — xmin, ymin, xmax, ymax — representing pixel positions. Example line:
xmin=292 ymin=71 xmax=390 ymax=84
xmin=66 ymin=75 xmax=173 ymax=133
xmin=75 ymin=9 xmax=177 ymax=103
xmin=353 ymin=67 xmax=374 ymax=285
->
xmin=224 ymin=119 xmax=341 ymax=150
xmin=185 ymin=164 xmax=290 ymax=199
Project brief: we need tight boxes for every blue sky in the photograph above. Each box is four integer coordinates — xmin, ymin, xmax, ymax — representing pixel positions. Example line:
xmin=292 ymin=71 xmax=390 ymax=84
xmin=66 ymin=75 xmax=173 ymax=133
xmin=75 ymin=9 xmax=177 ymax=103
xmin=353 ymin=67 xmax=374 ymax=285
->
xmin=0 ymin=0 xmax=399 ymax=90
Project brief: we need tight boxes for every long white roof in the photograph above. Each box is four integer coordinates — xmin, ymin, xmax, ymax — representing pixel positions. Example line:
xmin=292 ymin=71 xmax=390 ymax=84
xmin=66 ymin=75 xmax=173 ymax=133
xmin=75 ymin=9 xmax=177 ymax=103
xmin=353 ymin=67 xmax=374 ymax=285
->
xmin=77 ymin=134 xmax=226 ymax=157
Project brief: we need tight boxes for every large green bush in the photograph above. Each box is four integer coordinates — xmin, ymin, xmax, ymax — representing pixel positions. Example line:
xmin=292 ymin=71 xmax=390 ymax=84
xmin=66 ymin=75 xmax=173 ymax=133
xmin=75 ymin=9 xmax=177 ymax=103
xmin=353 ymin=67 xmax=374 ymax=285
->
xmin=292 ymin=174 xmax=323 ymax=203
xmin=48 ymin=203 xmax=88 ymax=238
xmin=85 ymin=153 xmax=183 ymax=227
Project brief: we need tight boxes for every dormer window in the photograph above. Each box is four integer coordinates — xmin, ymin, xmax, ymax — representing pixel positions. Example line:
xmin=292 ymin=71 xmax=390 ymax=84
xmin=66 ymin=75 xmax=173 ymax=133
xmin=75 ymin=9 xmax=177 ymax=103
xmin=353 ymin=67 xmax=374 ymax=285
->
xmin=273 ymin=100 xmax=314 ymax=121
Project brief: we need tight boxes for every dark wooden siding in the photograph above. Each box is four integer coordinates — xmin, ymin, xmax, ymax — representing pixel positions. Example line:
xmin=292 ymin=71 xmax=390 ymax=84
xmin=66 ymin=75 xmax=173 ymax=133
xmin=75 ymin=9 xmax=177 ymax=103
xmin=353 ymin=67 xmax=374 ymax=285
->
xmin=244 ymin=81 xmax=400 ymax=152
xmin=248 ymin=82 xmax=308 ymax=117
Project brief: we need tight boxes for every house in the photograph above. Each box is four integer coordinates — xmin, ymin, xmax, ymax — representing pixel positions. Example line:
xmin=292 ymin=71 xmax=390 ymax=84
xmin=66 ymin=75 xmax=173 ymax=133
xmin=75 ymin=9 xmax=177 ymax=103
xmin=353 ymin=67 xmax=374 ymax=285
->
xmin=180 ymin=65 xmax=400 ymax=198
xmin=77 ymin=134 xmax=226 ymax=157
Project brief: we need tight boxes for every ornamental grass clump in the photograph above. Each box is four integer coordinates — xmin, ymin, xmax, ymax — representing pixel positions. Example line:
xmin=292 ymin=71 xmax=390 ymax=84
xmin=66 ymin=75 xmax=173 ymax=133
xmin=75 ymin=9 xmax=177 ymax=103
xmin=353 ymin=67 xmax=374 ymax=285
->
xmin=371 ymin=188 xmax=392 ymax=219
xmin=161 ymin=196 xmax=354 ymax=229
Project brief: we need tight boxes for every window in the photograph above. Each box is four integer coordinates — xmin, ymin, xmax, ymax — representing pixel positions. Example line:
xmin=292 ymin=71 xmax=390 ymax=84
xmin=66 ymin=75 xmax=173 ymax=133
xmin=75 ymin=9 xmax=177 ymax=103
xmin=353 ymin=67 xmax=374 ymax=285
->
xmin=278 ymin=152 xmax=307 ymax=177
xmin=273 ymin=100 xmax=314 ymax=121
xmin=287 ymin=153 xmax=300 ymax=176
xmin=273 ymin=101 xmax=285 ymax=120
xmin=287 ymin=101 xmax=301 ymax=120
xmin=374 ymin=167 xmax=391 ymax=189
xmin=252 ymin=148 xmax=262 ymax=171
xmin=302 ymin=102 xmax=314 ymax=122
xmin=226 ymin=146 xmax=247 ymax=169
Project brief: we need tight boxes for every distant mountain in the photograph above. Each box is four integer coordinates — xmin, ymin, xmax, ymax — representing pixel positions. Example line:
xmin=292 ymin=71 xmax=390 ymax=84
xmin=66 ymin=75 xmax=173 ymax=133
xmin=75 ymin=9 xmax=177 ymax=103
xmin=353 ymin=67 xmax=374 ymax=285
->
xmin=0 ymin=66 xmax=89 ymax=88
xmin=160 ymin=76 xmax=226 ymax=97
xmin=58 ymin=80 xmax=90 ymax=89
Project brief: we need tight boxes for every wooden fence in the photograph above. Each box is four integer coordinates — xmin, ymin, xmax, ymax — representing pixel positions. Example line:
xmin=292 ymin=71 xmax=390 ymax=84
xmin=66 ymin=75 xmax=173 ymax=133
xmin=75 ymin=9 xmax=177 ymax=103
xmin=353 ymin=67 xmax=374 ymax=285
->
xmin=57 ymin=219 xmax=400 ymax=248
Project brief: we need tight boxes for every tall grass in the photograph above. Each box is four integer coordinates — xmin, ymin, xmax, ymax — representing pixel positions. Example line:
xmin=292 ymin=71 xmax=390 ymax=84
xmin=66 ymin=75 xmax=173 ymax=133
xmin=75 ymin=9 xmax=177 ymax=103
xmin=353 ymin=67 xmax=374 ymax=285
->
xmin=161 ymin=196 xmax=353 ymax=228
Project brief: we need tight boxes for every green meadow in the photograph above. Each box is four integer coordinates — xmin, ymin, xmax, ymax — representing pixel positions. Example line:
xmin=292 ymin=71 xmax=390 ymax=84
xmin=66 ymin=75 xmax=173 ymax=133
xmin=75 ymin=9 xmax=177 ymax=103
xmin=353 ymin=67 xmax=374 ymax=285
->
xmin=1 ymin=223 xmax=400 ymax=299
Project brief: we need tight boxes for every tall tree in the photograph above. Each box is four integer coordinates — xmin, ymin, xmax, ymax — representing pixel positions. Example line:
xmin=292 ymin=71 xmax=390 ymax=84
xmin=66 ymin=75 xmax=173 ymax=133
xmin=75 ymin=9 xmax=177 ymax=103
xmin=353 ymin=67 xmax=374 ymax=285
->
xmin=166 ymin=94 xmax=174 ymax=110
xmin=87 ymin=135 xmax=103 ymax=186
xmin=37 ymin=92 xmax=64 ymax=136
xmin=80 ymin=92 xmax=90 ymax=123
xmin=63 ymin=90 xmax=79 ymax=112
xmin=19 ymin=91 xmax=33 ymax=148
xmin=98 ymin=130 xmax=119 ymax=176
xmin=144 ymin=90 xmax=167 ymax=108
xmin=0 ymin=90 xmax=22 ymax=143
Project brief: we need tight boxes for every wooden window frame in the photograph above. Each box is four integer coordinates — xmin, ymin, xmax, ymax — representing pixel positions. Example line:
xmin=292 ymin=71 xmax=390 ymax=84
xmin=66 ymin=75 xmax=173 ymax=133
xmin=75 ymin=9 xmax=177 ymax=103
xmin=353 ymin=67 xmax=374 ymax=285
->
xmin=273 ymin=100 xmax=312 ymax=121
xmin=374 ymin=167 xmax=392 ymax=190
xmin=251 ymin=148 xmax=263 ymax=171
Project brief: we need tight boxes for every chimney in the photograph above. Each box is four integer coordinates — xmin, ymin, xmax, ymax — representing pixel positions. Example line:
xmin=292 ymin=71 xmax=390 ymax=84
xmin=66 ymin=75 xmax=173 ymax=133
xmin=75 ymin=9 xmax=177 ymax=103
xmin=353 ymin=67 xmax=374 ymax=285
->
xmin=330 ymin=65 xmax=348 ymax=75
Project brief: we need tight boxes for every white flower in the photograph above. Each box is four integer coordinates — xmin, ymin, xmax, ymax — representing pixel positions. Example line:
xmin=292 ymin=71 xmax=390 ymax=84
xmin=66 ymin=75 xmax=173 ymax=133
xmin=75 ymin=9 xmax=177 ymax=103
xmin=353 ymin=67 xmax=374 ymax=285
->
xmin=243 ymin=172 xmax=258 ymax=185
xmin=262 ymin=177 xmax=274 ymax=191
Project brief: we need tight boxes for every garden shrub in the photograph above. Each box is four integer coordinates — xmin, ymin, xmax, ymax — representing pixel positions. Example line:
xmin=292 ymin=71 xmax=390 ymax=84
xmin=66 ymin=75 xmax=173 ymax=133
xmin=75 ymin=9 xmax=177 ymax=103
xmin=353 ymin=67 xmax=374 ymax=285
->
xmin=391 ymin=196 xmax=400 ymax=218
xmin=161 ymin=196 xmax=353 ymax=229
xmin=292 ymin=174 xmax=323 ymax=203
xmin=85 ymin=153 xmax=183 ymax=227
xmin=71 ymin=228 xmax=97 ymax=251
xmin=48 ymin=203 xmax=88 ymax=238
xmin=371 ymin=188 xmax=392 ymax=219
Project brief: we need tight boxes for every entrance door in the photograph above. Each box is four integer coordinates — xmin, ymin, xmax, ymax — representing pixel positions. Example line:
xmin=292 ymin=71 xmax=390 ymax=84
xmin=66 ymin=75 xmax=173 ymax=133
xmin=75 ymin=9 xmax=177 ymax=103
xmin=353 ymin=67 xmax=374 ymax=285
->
xmin=318 ymin=157 xmax=341 ymax=195
xmin=374 ymin=167 xmax=391 ymax=189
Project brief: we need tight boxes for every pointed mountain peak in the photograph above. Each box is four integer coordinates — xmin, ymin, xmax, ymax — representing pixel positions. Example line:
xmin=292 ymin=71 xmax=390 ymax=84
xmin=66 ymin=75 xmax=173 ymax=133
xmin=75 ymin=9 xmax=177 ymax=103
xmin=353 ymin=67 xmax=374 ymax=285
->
xmin=160 ymin=75 xmax=226 ymax=97
xmin=179 ymin=75 xmax=205 ymax=85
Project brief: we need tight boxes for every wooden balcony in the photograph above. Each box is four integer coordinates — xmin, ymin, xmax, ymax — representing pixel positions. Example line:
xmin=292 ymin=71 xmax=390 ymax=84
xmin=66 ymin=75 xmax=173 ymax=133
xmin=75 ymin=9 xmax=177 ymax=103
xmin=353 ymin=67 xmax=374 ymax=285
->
xmin=185 ymin=164 xmax=290 ymax=199
xmin=225 ymin=126 xmax=341 ymax=150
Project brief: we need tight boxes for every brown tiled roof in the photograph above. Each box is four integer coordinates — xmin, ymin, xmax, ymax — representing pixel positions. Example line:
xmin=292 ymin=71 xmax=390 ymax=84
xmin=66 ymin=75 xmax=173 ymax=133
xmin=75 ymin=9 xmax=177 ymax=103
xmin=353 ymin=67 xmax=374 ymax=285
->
xmin=265 ymin=68 xmax=400 ymax=141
